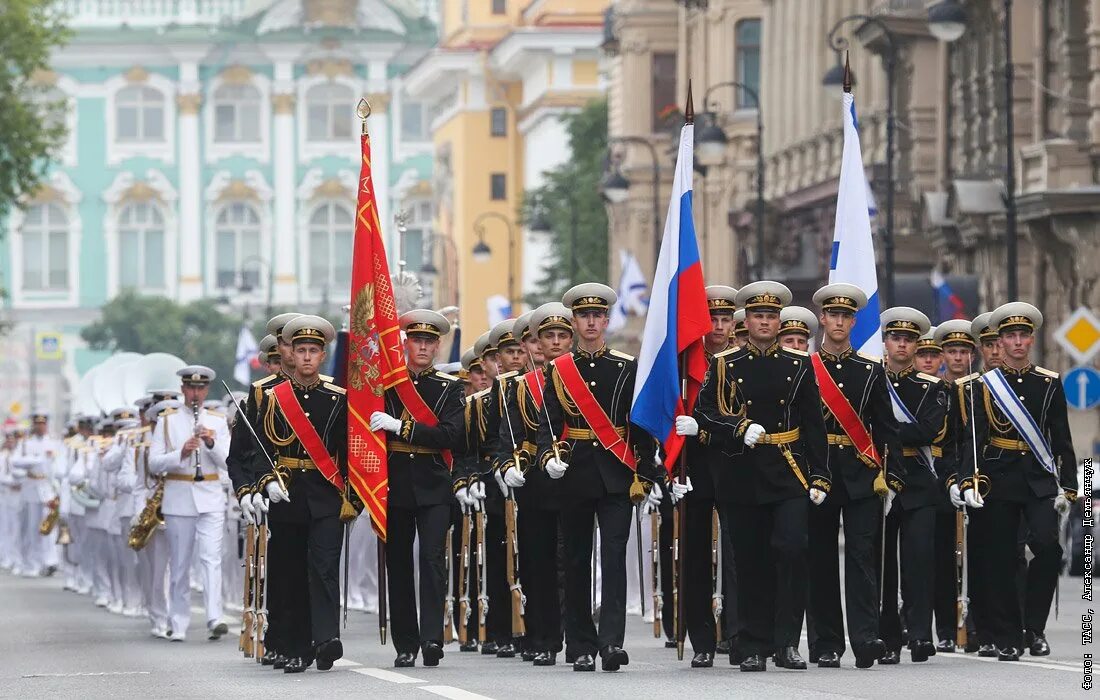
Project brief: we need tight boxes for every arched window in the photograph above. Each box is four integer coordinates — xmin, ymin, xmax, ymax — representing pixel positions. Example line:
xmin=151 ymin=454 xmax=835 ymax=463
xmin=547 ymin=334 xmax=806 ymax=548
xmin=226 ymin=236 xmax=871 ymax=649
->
xmin=213 ymin=83 xmax=261 ymax=143
xmin=306 ymin=83 xmax=354 ymax=142
xmin=21 ymin=203 xmax=69 ymax=291
xmin=214 ymin=202 xmax=262 ymax=290
xmin=116 ymin=85 xmax=165 ymax=142
xmin=117 ymin=202 xmax=165 ymax=290
xmin=308 ymin=201 xmax=353 ymax=290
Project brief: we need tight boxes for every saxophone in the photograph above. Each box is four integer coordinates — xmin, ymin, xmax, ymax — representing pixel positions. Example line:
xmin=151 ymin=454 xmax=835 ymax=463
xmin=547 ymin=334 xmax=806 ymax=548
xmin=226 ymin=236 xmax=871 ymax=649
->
xmin=128 ymin=479 xmax=164 ymax=551
xmin=38 ymin=496 xmax=60 ymax=535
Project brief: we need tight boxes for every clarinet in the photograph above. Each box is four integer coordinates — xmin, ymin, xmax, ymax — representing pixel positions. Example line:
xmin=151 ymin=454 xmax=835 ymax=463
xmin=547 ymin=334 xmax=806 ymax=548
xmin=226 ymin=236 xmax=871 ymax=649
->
xmin=192 ymin=401 xmax=204 ymax=482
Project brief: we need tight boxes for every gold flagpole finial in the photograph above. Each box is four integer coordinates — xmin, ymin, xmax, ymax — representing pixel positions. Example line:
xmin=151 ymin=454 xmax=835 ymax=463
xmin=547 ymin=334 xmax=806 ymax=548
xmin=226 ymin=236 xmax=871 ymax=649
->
xmin=357 ymin=99 xmax=372 ymax=134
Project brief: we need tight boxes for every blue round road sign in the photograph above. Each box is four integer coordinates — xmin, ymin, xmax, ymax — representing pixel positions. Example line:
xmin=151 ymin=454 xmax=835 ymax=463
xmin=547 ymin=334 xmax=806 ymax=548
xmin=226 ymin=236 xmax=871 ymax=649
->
xmin=1064 ymin=366 xmax=1100 ymax=411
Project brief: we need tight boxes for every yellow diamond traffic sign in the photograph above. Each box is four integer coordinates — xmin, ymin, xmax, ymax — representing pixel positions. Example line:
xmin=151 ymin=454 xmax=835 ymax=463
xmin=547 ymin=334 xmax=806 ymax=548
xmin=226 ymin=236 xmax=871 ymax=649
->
xmin=1054 ymin=306 xmax=1100 ymax=364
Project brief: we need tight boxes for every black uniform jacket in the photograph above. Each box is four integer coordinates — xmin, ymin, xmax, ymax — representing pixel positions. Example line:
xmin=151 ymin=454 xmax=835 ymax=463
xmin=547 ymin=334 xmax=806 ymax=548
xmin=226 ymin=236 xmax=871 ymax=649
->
xmin=959 ymin=364 xmax=1078 ymax=502
xmin=694 ymin=341 xmax=830 ymax=505
xmin=496 ymin=369 xmax=566 ymax=511
xmin=227 ymin=372 xmax=286 ymax=499
xmin=536 ymin=346 xmax=662 ymax=500
xmin=885 ymin=366 xmax=949 ymax=510
xmin=382 ymin=368 xmax=465 ymax=509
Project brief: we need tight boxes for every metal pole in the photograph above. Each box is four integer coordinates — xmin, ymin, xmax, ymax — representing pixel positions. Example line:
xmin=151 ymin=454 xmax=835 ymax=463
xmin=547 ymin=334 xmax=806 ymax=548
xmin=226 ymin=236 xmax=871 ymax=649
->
xmin=650 ymin=153 xmax=661 ymax=268
xmin=1003 ymin=0 xmax=1018 ymax=299
xmin=884 ymin=53 xmax=897 ymax=307
xmin=755 ymin=107 xmax=766 ymax=280
xmin=569 ymin=202 xmax=578 ymax=283
xmin=28 ymin=326 xmax=37 ymax=411
xmin=473 ymin=212 xmax=519 ymax=312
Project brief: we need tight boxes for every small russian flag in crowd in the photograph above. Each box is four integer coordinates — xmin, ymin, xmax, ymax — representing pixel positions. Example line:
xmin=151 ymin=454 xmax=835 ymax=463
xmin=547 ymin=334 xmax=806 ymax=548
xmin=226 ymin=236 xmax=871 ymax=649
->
xmin=930 ymin=268 xmax=967 ymax=322
xmin=630 ymin=96 xmax=712 ymax=472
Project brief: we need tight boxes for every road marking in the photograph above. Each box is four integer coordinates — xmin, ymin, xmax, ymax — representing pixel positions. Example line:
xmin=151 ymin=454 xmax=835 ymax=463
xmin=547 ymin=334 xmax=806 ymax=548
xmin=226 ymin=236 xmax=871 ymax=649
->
xmin=331 ymin=658 xmax=361 ymax=668
xmin=23 ymin=672 xmax=151 ymax=678
xmin=936 ymin=651 xmax=1077 ymax=673
xmin=351 ymin=667 xmax=426 ymax=683
xmin=420 ymin=686 xmax=496 ymax=700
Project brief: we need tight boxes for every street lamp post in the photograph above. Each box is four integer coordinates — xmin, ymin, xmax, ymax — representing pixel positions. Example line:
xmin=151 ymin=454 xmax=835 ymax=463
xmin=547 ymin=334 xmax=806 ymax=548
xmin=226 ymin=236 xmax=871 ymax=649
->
xmin=927 ymin=0 xmax=1018 ymax=299
xmin=823 ymin=15 xmax=899 ymax=307
xmin=696 ymin=80 xmax=766 ymax=279
xmin=526 ymin=198 xmax=578 ymax=283
xmin=420 ymin=233 xmax=460 ymax=308
xmin=471 ymin=212 xmax=519 ymax=311
xmin=601 ymin=136 xmax=662 ymax=268
xmin=238 ymin=254 xmax=273 ymax=318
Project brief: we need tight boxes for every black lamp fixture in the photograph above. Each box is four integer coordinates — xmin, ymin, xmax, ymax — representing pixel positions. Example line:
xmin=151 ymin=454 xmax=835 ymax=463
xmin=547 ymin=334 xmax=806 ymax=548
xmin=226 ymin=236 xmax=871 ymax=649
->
xmin=927 ymin=0 xmax=967 ymax=43
xmin=599 ymin=168 xmax=630 ymax=204
xmin=822 ymin=57 xmax=855 ymax=96
xmin=471 ymin=239 xmax=492 ymax=263
xmin=696 ymin=113 xmax=729 ymax=167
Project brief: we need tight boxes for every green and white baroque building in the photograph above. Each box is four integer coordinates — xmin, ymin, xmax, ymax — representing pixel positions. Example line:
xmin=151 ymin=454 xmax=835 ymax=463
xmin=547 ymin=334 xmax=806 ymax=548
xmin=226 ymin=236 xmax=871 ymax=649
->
xmin=0 ymin=0 xmax=438 ymax=419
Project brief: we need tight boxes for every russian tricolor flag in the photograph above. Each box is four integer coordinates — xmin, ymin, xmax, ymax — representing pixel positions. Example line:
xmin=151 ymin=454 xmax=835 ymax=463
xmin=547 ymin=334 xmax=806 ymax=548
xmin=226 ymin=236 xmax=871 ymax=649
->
xmin=930 ymin=268 xmax=967 ymax=322
xmin=630 ymin=112 xmax=712 ymax=473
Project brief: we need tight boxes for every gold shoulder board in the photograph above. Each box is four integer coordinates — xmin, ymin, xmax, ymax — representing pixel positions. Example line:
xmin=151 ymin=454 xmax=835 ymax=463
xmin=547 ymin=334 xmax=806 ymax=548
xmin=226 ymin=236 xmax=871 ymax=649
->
xmin=159 ymin=407 xmax=178 ymax=417
xmin=323 ymin=382 xmax=347 ymax=394
xmin=206 ymin=410 xmax=225 ymax=418
xmin=1034 ymin=366 xmax=1059 ymax=378
xmin=857 ymin=351 xmax=882 ymax=362
xmin=715 ymin=346 xmax=738 ymax=358
xmin=253 ymin=374 xmax=276 ymax=387
xmin=319 ymin=374 xmax=334 ymax=382
xmin=783 ymin=348 xmax=809 ymax=357
xmin=436 ymin=372 xmax=460 ymax=381
xmin=496 ymin=370 xmax=519 ymax=381
xmin=954 ymin=372 xmax=979 ymax=385
xmin=917 ymin=372 xmax=943 ymax=383
xmin=609 ymin=349 xmax=635 ymax=361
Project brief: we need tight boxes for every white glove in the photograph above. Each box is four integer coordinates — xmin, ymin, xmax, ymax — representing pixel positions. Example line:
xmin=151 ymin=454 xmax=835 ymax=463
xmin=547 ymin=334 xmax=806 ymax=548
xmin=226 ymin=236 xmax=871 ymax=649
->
xmin=266 ymin=481 xmax=290 ymax=504
xmin=744 ymin=423 xmax=766 ymax=447
xmin=455 ymin=487 xmax=471 ymax=511
xmin=545 ymin=457 xmax=569 ymax=480
xmin=252 ymin=491 xmax=269 ymax=514
xmin=675 ymin=416 xmax=699 ymax=437
xmin=503 ymin=467 xmax=526 ymax=489
xmin=963 ymin=488 xmax=984 ymax=509
xmin=1054 ymin=491 xmax=1071 ymax=515
xmin=670 ymin=478 xmax=693 ymax=504
xmin=809 ymin=488 xmax=827 ymax=506
xmin=948 ymin=484 xmax=965 ymax=508
xmin=646 ymin=483 xmax=664 ymax=508
xmin=468 ymin=481 xmax=486 ymax=512
xmin=884 ymin=488 xmax=896 ymax=517
xmin=369 ymin=411 xmax=402 ymax=434
xmin=239 ymin=495 xmax=255 ymax=526
xmin=493 ymin=468 xmax=510 ymax=499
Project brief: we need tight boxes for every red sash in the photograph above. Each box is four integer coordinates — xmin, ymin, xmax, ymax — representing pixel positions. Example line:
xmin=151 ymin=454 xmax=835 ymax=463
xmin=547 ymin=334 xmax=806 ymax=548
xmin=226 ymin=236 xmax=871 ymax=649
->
xmin=271 ymin=382 xmax=345 ymax=492
xmin=394 ymin=377 xmax=454 ymax=469
xmin=523 ymin=369 xmax=545 ymax=410
xmin=810 ymin=353 xmax=881 ymax=468
xmin=552 ymin=354 xmax=637 ymax=471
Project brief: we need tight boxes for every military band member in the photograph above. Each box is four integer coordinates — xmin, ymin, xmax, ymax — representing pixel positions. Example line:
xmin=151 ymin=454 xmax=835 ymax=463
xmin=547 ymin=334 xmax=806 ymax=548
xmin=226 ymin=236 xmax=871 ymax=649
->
xmin=253 ymin=315 xmax=353 ymax=673
xmin=370 ymin=309 xmax=465 ymax=669
xmin=13 ymin=413 xmax=61 ymax=578
xmin=915 ymin=330 xmax=945 ymax=375
xmin=877 ymin=307 xmax=949 ymax=664
xmin=777 ymin=306 xmax=818 ymax=353
xmin=671 ymin=285 xmax=739 ymax=667
xmin=148 ymin=366 xmax=231 ymax=642
xmin=805 ymin=284 xmax=903 ymax=669
xmin=958 ymin=302 xmax=1077 ymax=660
xmin=137 ymin=398 xmax=178 ymax=639
xmin=537 ymin=283 xmax=664 ymax=673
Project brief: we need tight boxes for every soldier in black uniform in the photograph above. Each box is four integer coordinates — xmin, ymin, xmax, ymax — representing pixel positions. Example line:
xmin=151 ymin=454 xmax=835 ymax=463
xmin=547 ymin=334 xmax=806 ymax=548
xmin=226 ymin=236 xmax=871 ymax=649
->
xmin=877 ymin=307 xmax=949 ymax=664
xmin=670 ymin=285 xmax=739 ymax=668
xmin=369 ymin=309 xmax=466 ymax=668
xmin=537 ymin=283 xmax=664 ymax=673
xmin=804 ymin=285 xmax=903 ymax=669
xmin=776 ymin=306 xmax=817 ymax=353
xmin=958 ymin=302 xmax=1077 ymax=661
xmin=251 ymin=314 xmax=354 ymax=674
xmin=732 ymin=309 xmax=749 ymax=347
xmin=498 ymin=303 xmax=571 ymax=666
xmin=450 ymin=347 xmax=483 ymax=652
xmin=693 ymin=281 xmax=830 ymax=672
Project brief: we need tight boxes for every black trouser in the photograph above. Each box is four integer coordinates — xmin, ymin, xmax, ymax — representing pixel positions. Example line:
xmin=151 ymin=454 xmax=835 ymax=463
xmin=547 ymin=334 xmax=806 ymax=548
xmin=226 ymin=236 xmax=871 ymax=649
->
xmin=519 ymin=507 xmax=563 ymax=653
xmin=809 ymin=495 xmax=880 ymax=658
xmin=264 ymin=519 xmax=303 ymax=657
xmin=659 ymin=500 xmax=674 ymax=640
xmin=981 ymin=497 xmax=1061 ymax=650
xmin=718 ymin=508 xmax=738 ymax=642
xmin=484 ymin=511 xmax=510 ymax=644
xmin=966 ymin=506 xmax=990 ymax=645
xmin=932 ymin=507 xmax=958 ymax=643
xmin=727 ymin=497 xmax=807 ymax=656
xmin=562 ymin=493 xmax=632 ymax=657
xmin=879 ymin=505 xmax=936 ymax=651
xmin=387 ymin=503 xmax=450 ymax=656
xmin=265 ymin=516 xmax=343 ymax=657
xmin=684 ymin=495 xmax=717 ymax=654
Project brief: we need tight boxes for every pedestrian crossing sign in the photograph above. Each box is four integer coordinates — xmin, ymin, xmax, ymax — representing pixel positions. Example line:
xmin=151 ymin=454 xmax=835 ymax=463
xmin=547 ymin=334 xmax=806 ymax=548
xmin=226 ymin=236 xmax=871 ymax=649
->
xmin=35 ymin=332 xmax=62 ymax=361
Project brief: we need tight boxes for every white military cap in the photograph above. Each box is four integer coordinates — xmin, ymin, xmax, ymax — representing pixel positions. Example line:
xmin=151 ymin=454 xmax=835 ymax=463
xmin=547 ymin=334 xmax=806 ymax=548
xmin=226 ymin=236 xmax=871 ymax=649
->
xmin=489 ymin=319 xmax=520 ymax=349
xmin=202 ymin=399 xmax=223 ymax=411
xmin=134 ymin=395 xmax=154 ymax=412
xmin=110 ymin=407 xmax=138 ymax=421
xmin=177 ymin=365 xmax=216 ymax=386
xmin=530 ymin=302 xmax=573 ymax=335
xmin=934 ymin=319 xmax=976 ymax=347
xmin=562 ymin=283 xmax=617 ymax=312
xmin=971 ymin=311 xmax=998 ymax=342
xmin=259 ymin=334 xmax=278 ymax=356
xmin=474 ymin=331 xmax=495 ymax=357
xmin=735 ymin=281 xmax=792 ymax=312
xmin=461 ymin=348 xmax=482 ymax=371
xmin=733 ymin=308 xmax=747 ymax=333
xmin=916 ymin=327 xmax=942 ymax=353
xmin=435 ymin=361 xmax=462 ymax=375
xmin=266 ymin=312 xmax=302 ymax=338
xmin=706 ymin=285 xmax=738 ymax=312
xmin=114 ymin=418 xmax=141 ymax=430
xmin=283 ymin=315 xmax=336 ymax=345
xmin=990 ymin=302 xmax=1043 ymax=334
xmin=30 ymin=411 xmax=49 ymax=424
xmin=513 ymin=310 xmax=536 ymax=341
xmin=399 ymin=309 xmax=451 ymax=338
xmin=812 ymin=283 xmax=868 ymax=312
xmin=880 ymin=307 xmax=931 ymax=337
xmin=146 ymin=399 xmax=180 ymax=423
xmin=778 ymin=306 xmax=819 ymax=338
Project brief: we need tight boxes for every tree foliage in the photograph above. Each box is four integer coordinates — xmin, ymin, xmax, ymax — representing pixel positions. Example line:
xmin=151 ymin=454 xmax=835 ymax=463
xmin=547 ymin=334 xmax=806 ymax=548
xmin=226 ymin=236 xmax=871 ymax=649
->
xmin=0 ymin=0 xmax=70 ymax=219
xmin=524 ymin=99 xmax=609 ymax=305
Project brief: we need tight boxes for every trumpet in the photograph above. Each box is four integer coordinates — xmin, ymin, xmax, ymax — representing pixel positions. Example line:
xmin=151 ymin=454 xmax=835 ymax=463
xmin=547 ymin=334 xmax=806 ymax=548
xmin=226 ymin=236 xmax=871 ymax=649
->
xmin=191 ymin=401 xmax=203 ymax=482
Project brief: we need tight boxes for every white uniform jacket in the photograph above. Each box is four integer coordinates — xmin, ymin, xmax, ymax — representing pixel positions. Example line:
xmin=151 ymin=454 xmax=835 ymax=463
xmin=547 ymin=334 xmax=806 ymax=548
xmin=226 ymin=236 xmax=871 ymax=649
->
xmin=149 ymin=407 xmax=230 ymax=517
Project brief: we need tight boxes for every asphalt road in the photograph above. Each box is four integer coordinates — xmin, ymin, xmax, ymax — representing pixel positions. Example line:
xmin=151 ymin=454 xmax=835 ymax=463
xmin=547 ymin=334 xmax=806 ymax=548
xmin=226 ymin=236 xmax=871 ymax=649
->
xmin=0 ymin=571 xmax=1092 ymax=699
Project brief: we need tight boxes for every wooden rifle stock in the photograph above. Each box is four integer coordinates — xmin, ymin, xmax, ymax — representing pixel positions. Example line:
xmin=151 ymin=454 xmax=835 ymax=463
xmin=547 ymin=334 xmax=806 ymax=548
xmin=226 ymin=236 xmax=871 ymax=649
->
xmin=955 ymin=508 xmax=968 ymax=648
xmin=458 ymin=513 xmax=472 ymax=644
xmin=239 ymin=522 xmax=256 ymax=657
xmin=476 ymin=510 xmax=489 ymax=643
xmin=253 ymin=515 xmax=268 ymax=661
xmin=651 ymin=511 xmax=662 ymax=638
xmin=505 ymin=496 xmax=526 ymax=637
xmin=444 ymin=526 xmax=454 ymax=643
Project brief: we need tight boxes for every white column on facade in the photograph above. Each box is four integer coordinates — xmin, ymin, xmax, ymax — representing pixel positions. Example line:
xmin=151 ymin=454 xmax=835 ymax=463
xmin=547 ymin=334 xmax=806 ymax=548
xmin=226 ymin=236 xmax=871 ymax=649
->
xmin=272 ymin=60 xmax=297 ymax=304
xmin=367 ymin=94 xmax=392 ymax=255
xmin=177 ymin=60 xmax=203 ymax=301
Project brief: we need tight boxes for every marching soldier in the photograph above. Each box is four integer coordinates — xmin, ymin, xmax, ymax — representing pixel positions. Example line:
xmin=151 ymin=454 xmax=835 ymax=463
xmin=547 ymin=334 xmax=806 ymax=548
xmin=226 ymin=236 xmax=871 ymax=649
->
xmin=259 ymin=334 xmax=280 ymax=373
xmin=777 ymin=306 xmax=818 ymax=353
xmin=972 ymin=312 xmax=1003 ymax=371
xmin=369 ymin=309 xmax=465 ymax=669
xmin=915 ymin=331 xmax=945 ymax=375
xmin=135 ymin=397 xmax=178 ymax=639
xmin=877 ymin=307 xmax=949 ymax=664
xmin=13 ymin=413 xmax=61 ymax=578
xmin=732 ymin=309 xmax=749 ymax=346
xmin=537 ymin=283 xmax=665 ymax=673
xmin=452 ymin=346 xmax=485 ymax=651
xmin=957 ymin=302 xmax=1077 ymax=660
xmin=693 ymin=281 xmax=830 ymax=672
xmin=805 ymin=284 xmax=903 ymax=669
xmin=252 ymin=314 xmax=355 ymax=673
xmin=148 ymin=366 xmax=231 ymax=642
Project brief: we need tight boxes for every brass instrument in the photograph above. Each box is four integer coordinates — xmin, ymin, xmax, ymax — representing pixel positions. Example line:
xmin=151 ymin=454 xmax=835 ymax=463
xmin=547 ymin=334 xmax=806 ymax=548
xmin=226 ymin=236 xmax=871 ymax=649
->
xmin=56 ymin=521 xmax=72 ymax=545
xmin=39 ymin=496 xmax=61 ymax=535
xmin=191 ymin=401 xmax=204 ymax=482
xmin=128 ymin=478 xmax=164 ymax=550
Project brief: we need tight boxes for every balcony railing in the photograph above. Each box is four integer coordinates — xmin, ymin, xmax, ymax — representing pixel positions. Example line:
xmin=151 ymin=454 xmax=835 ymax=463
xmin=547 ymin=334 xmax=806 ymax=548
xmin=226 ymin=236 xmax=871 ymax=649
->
xmin=57 ymin=0 xmax=246 ymax=28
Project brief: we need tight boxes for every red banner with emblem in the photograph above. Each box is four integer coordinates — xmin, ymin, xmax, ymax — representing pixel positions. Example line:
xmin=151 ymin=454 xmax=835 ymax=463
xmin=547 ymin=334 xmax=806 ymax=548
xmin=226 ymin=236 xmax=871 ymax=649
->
xmin=347 ymin=124 xmax=406 ymax=542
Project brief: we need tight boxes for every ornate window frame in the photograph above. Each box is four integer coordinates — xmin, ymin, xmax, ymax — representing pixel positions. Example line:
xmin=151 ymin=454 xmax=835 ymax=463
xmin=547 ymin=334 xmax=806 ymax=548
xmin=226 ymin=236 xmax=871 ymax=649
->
xmin=203 ymin=170 xmax=274 ymax=300
xmin=105 ymin=68 xmax=177 ymax=167
xmin=203 ymin=66 xmax=272 ymax=164
xmin=295 ymin=167 xmax=357 ymax=302
xmin=6 ymin=171 xmax=83 ymax=309
xmin=102 ymin=169 xmax=179 ymax=300
xmin=297 ymin=71 xmax=364 ymax=161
